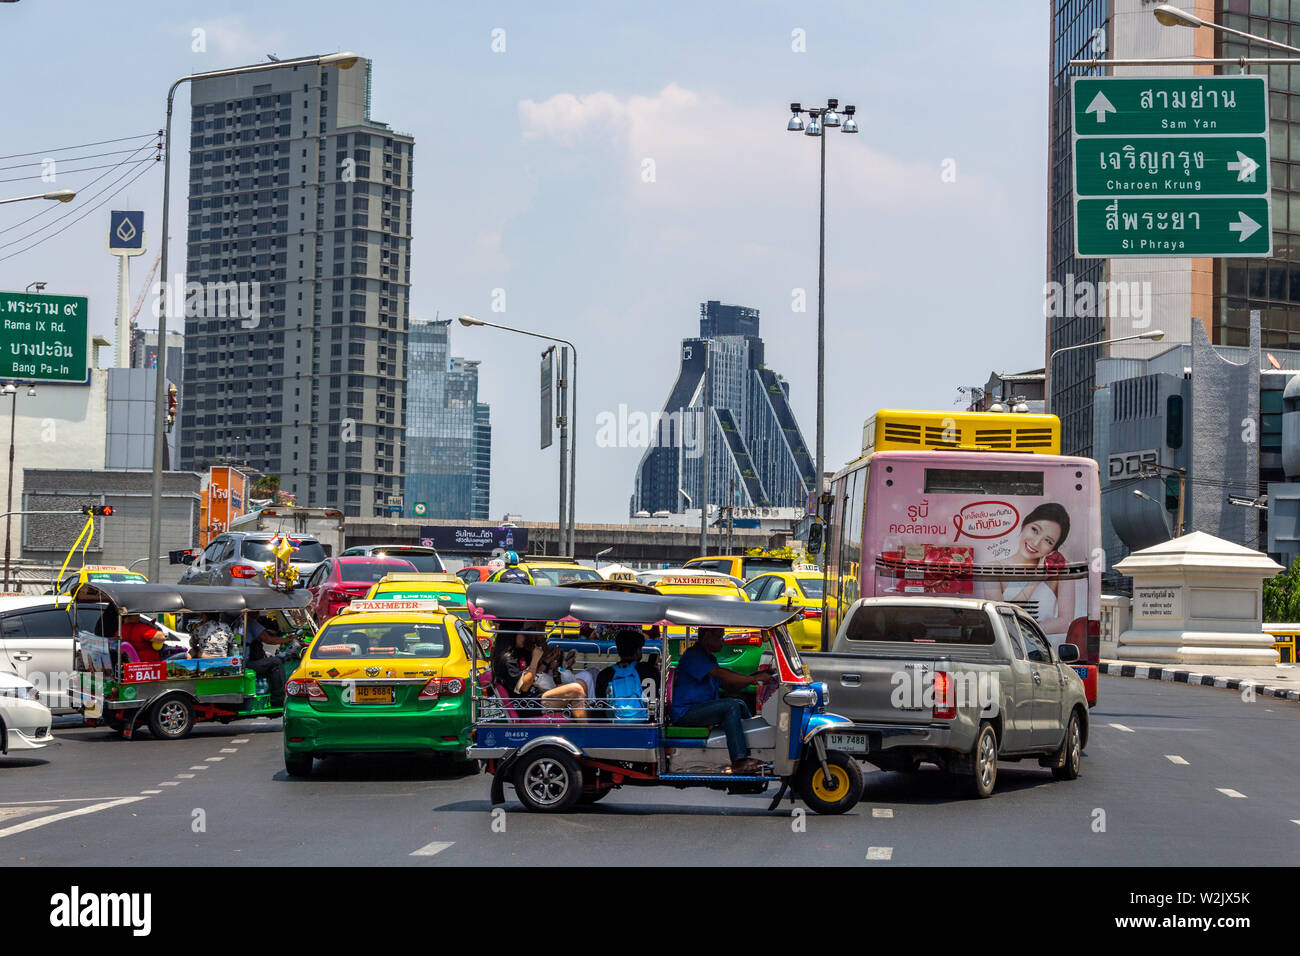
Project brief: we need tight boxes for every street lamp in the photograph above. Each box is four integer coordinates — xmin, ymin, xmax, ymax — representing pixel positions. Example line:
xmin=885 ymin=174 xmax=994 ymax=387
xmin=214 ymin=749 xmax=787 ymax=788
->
xmin=1153 ymin=3 xmax=1300 ymax=53
xmin=146 ymin=52 xmax=359 ymax=583
xmin=1046 ymin=329 xmax=1166 ymax=413
xmin=459 ymin=314 xmax=578 ymax=555
xmin=786 ymin=98 xmax=858 ymax=505
xmin=0 ymin=189 xmax=75 ymax=206
xmin=2 ymin=381 xmax=32 ymax=590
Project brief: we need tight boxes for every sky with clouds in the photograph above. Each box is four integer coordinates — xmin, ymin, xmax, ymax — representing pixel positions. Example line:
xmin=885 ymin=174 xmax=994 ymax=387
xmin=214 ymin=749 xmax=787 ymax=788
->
xmin=0 ymin=0 xmax=1049 ymax=524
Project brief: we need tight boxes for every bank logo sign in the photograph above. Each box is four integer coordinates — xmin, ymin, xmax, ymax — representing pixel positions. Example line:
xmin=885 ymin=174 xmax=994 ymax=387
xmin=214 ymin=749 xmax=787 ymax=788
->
xmin=108 ymin=210 xmax=145 ymax=254
xmin=1072 ymin=76 xmax=1271 ymax=258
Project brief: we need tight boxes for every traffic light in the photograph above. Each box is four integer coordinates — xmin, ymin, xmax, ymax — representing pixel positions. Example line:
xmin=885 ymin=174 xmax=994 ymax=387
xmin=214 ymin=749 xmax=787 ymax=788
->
xmin=1164 ymin=477 xmax=1180 ymax=512
xmin=81 ymin=505 xmax=113 ymax=516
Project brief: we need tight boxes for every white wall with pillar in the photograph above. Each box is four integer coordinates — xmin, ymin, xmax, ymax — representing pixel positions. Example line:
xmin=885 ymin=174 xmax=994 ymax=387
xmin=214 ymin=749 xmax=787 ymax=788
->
xmin=1113 ymin=531 xmax=1282 ymax=664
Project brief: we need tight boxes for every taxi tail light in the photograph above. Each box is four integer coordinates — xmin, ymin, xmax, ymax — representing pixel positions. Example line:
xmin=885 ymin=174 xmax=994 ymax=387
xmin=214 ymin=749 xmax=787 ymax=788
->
xmin=801 ymin=608 xmax=822 ymax=619
xmin=723 ymin=631 xmax=762 ymax=647
xmin=230 ymin=564 xmax=259 ymax=579
xmin=419 ymin=677 xmax=465 ymax=700
xmin=286 ymin=678 xmax=326 ymax=700
xmin=933 ymin=671 xmax=956 ymax=720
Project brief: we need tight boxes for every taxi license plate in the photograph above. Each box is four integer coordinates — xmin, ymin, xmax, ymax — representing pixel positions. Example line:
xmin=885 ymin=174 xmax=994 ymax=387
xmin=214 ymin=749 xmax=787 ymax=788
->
xmin=354 ymin=685 xmax=394 ymax=704
xmin=824 ymin=732 xmax=868 ymax=753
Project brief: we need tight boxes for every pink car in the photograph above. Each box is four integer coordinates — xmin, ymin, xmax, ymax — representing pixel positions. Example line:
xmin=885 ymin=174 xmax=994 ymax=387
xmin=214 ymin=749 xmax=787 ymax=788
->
xmin=304 ymin=556 xmax=418 ymax=621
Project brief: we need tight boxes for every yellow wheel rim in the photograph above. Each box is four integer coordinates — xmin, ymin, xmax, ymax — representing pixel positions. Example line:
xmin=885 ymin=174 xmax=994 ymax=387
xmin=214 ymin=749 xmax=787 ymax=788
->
xmin=810 ymin=764 xmax=850 ymax=802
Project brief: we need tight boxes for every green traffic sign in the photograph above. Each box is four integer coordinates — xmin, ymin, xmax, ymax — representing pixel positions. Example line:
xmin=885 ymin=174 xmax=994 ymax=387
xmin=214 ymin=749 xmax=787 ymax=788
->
xmin=1072 ymin=76 xmax=1267 ymax=136
xmin=413 ymin=502 xmax=428 ymax=517
xmin=1074 ymin=135 xmax=1268 ymax=197
xmin=1076 ymin=197 xmax=1271 ymax=257
xmin=0 ymin=291 xmax=89 ymax=383
xmin=1071 ymin=75 xmax=1271 ymax=258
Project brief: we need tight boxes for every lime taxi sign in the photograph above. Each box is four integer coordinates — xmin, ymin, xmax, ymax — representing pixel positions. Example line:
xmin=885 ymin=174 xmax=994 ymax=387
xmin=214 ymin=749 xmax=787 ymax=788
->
xmin=1071 ymin=75 xmax=1271 ymax=258
xmin=0 ymin=291 xmax=90 ymax=383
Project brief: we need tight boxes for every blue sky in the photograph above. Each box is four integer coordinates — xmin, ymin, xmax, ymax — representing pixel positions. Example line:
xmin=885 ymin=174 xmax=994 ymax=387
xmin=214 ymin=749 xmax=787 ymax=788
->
xmin=0 ymin=0 xmax=1049 ymax=524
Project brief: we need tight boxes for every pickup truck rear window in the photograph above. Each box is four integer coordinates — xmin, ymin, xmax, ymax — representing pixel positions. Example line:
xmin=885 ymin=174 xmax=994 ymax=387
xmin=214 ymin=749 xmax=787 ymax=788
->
xmin=844 ymin=605 xmax=995 ymax=645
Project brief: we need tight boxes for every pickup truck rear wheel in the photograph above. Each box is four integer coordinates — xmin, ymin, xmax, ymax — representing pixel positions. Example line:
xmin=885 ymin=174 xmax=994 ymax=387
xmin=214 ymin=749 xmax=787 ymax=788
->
xmin=796 ymin=749 xmax=864 ymax=815
xmin=1051 ymin=710 xmax=1083 ymax=780
xmin=963 ymin=722 xmax=998 ymax=799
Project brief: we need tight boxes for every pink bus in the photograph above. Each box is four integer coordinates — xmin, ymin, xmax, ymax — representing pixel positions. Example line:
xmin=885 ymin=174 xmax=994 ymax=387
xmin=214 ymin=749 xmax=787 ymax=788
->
xmin=825 ymin=450 xmax=1101 ymax=703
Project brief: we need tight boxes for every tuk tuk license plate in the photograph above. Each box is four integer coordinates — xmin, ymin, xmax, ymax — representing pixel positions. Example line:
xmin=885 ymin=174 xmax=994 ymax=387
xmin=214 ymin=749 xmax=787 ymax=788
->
xmin=824 ymin=732 xmax=868 ymax=753
xmin=1072 ymin=666 xmax=1089 ymax=681
xmin=354 ymin=685 xmax=394 ymax=704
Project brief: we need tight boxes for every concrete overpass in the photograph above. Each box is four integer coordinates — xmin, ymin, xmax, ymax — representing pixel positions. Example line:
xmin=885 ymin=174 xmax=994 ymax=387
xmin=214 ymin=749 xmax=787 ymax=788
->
xmin=345 ymin=518 xmax=789 ymax=565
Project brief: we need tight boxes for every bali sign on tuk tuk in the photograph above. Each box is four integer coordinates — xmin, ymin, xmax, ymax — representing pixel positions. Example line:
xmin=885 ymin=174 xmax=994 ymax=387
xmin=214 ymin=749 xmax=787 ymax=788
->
xmin=465 ymin=582 xmax=869 ymax=815
xmin=72 ymin=582 xmax=315 ymax=740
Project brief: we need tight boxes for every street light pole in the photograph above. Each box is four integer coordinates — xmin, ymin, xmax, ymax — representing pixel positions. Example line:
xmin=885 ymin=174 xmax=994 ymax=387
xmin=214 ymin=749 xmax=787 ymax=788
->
xmin=459 ymin=315 xmax=578 ymax=555
xmin=0 ymin=190 xmax=75 ymax=206
xmin=699 ymin=345 xmax=710 ymax=555
xmin=787 ymin=100 xmax=858 ymax=503
xmin=1046 ymin=329 xmax=1166 ymax=414
xmin=146 ymin=52 xmax=358 ymax=583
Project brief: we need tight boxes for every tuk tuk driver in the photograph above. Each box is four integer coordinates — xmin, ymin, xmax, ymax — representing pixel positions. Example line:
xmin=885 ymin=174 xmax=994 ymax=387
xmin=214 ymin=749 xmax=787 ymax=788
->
xmin=670 ymin=626 xmax=776 ymax=774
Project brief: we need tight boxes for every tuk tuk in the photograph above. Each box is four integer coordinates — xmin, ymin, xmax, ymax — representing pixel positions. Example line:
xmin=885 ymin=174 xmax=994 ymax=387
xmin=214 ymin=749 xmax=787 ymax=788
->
xmin=71 ymin=581 xmax=315 ymax=740
xmin=465 ymin=582 xmax=868 ymax=814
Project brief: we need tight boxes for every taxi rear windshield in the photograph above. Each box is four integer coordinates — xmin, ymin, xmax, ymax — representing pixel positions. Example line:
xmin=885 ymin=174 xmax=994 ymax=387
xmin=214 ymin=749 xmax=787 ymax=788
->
xmin=844 ymin=605 xmax=994 ymax=645
xmin=310 ymin=622 xmax=450 ymax=659
xmin=529 ymin=567 xmax=603 ymax=586
xmin=743 ymin=557 xmax=794 ymax=576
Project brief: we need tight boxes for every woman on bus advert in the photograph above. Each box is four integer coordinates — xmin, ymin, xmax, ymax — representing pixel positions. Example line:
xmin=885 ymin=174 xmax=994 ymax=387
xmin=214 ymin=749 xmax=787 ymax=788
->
xmin=976 ymin=502 xmax=1079 ymax=641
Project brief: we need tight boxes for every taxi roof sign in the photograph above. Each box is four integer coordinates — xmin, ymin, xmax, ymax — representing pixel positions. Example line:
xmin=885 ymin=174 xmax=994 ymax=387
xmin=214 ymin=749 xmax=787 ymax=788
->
xmin=341 ymin=599 xmax=446 ymax=615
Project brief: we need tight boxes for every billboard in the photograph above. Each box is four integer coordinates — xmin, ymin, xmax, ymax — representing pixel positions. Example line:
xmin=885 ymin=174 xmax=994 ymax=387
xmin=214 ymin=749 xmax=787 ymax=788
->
xmin=202 ymin=466 xmax=250 ymax=546
xmin=419 ymin=525 xmax=528 ymax=553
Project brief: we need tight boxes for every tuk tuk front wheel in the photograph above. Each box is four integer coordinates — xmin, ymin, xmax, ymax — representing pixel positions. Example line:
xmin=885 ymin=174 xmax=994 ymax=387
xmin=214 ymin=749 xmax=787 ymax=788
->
xmin=795 ymin=749 xmax=864 ymax=815
xmin=147 ymin=697 xmax=195 ymax=740
xmin=512 ymin=747 xmax=583 ymax=813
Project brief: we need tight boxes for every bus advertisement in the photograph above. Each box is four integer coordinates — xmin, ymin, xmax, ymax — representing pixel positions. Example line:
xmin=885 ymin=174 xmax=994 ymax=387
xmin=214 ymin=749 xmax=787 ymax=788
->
xmin=826 ymin=449 xmax=1101 ymax=703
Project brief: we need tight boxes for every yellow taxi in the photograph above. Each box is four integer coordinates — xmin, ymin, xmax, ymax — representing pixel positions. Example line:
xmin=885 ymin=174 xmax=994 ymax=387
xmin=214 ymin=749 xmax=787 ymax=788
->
xmin=683 ymin=554 xmax=794 ymax=581
xmin=635 ymin=570 xmax=761 ymax=671
xmin=364 ymin=572 xmax=471 ymax=622
xmin=55 ymin=565 xmax=147 ymax=595
xmin=741 ymin=567 xmax=833 ymax=653
xmin=488 ymin=554 xmax=604 ymax=587
xmin=282 ymin=599 xmax=483 ymax=776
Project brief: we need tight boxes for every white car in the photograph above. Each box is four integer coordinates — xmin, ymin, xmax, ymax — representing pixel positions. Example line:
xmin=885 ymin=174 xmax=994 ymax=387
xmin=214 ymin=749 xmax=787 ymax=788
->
xmin=0 ymin=671 xmax=53 ymax=753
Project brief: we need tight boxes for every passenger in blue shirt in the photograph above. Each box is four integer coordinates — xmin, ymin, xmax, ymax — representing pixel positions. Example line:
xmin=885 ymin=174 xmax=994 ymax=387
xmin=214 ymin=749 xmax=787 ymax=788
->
xmin=671 ymin=627 xmax=776 ymax=774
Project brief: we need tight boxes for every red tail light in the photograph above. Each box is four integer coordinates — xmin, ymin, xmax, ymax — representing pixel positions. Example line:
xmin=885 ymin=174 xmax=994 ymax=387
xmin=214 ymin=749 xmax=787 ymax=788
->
xmin=1065 ymin=617 xmax=1098 ymax=663
xmin=723 ymin=631 xmax=762 ymax=647
xmin=801 ymin=608 xmax=822 ymax=619
xmin=933 ymin=671 xmax=956 ymax=720
xmin=285 ymin=678 xmax=326 ymax=700
xmin=419 ymin=677 xmax=466 ymax=700
xmin=230 ymin=565 xmax=259 ymax=579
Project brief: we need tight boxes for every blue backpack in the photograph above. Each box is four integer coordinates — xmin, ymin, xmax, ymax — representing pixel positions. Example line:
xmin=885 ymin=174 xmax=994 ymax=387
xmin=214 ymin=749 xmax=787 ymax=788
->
xmin=607 ymin=662 xmax=648 ymax=722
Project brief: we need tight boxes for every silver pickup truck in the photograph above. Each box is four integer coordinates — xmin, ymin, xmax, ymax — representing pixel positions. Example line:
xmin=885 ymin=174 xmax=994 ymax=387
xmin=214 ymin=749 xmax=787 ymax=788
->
xmin=805 ymin=596 xmax=1089 ymax=798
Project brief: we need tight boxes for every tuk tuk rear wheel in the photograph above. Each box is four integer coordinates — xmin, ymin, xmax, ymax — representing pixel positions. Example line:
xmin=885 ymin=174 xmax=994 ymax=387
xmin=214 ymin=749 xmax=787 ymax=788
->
xmin=796 ymin=749 xmax=864 ymax=815
xmin=147 ymin=697 xmax=195 ymax=740
xmin=512 ymin=747 xmax=583 ymax=813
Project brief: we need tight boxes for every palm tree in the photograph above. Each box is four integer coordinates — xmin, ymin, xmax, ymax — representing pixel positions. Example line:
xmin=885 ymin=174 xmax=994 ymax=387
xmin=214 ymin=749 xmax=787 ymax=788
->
xmin=252 ymin=474 xmax=281 ymax=503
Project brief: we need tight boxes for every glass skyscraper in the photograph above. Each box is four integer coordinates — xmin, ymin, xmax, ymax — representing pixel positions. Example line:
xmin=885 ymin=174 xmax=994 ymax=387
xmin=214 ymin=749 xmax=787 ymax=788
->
xmin=404 ymin=318 xmax=490 ymax=519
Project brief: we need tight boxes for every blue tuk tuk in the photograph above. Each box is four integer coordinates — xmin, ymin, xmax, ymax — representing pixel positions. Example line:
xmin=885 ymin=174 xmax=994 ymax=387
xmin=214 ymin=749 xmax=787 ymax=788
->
xmin=466 ymin=582 xmax=867 ymax=814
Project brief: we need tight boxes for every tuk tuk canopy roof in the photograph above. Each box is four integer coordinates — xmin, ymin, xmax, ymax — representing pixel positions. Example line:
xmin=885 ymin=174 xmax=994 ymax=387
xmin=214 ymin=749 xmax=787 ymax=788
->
xmin=74 ymin=581 xmax=311 ymax=615
xmin=466 ymin=582 xmax=799 ymax=628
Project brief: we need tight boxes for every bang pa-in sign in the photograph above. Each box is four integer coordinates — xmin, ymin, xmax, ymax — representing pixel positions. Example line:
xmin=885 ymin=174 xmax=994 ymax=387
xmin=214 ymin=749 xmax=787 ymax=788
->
xmin=951 ymin=501 xmax=1019 ymax=542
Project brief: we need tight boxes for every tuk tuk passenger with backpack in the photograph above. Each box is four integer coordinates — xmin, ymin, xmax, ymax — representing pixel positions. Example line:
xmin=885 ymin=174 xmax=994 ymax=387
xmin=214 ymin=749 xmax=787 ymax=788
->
xmin=594 ymin=629 xmax=658 ymax=719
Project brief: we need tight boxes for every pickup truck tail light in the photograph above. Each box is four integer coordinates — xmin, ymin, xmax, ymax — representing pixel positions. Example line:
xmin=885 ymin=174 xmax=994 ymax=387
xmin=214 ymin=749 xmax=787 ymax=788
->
xmin=933 ymin=670 xmax=956 ymax=719
xmin=723 ymin=631 xmax=762 ymax=647
xmin=801 ymin=609 xmax=822 ymax=619
xmin=229 ymin=564 xmax=259 ymax=579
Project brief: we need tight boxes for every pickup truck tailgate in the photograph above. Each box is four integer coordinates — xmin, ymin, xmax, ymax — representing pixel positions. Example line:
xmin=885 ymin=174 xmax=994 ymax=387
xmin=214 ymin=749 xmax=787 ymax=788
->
xmin=807 ymin=653 xmax=940 ymax=726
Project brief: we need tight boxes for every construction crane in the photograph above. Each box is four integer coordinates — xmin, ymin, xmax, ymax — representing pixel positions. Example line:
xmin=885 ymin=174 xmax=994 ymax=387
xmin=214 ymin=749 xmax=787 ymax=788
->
xmin=127 ymin=249 xmax=163 ymax=345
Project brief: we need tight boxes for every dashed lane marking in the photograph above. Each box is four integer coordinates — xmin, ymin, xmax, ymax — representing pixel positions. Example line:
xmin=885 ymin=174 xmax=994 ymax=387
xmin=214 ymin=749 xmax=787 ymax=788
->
xmin=410 ymin=841 xmax=455 ymax=857
xmin=1165 ymin=755 xmax=1189 ymax=765
xmin=159 ymin=782 xmax=180 ymax=787
xmin=1109 ymin=723 xmax=1134 ymax=733
xmin=177 ymin=774 xmax=195 ymax=779
xmin=1217 ymin=788 xmax=1248 ymax=798
xmin=140 ymin=790 xmax=162 ymax=795
xmin=0 ymin=796 xmax=146 ymax=840
xmin=866 ymin=846 xmax=893 ymax=861
xmin=220 ymin=748 xmax=238 ymax=753
xmin=189 ymin=766 xmax=208 ymax=771
xmin=205 ymin=756 xmax=225 ymax=762
xmin=872 ymin=808 xmax=894 ymax=818
xmin=232 ymin=738 xmax=250 ymax=743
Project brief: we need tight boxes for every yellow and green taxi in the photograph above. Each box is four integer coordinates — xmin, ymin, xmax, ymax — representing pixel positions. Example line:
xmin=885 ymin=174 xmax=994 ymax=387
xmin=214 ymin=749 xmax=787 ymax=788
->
xmin=364 ymin=572 xmax=471 ymax=622
xmin=636 ymin=570 xmax=762 ymax=672
xmin=282 ymin=600 xmax=482 ymax=776
xmin=488 ymin=554 xmax=604 ymax=587
xmin=55 ymin=565 xmax=147 ymax=595
xmin=741 ymin=566 xmax=834 ymax=652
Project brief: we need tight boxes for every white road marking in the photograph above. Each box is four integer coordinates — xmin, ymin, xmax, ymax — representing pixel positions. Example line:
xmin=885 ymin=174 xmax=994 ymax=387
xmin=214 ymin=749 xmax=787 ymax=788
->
xmin=232 ymin=738 xmax=250 ymax=743
xmin=176 ymin=774 xmax=195 ymax=779
xmin=0 ymin=797 xmax=130 ymax=805
xmin=1109 ymin=723 xmax=1134 ymax=733
xmin=205 ymin=756 xmax=224 ymax=762
xmin=871 ymin=808 xmax=894 ymax=818
xmin=140 ymin=790 xmax=162 ymax=795
xmin=1292 ymin=820 xmax=1300 ymax=826
xmin=1165 ymin=755 xmax=1189 ymax=765
xmin=159 ymin=781 xmax=180 ymax=787
xmin=189 ymin=765 xmax=208 ymax=771
xmin=410 ymin=840 xmax=455 ymax=857
xmin=219 ymin=748 xmax=238 ymax=753
xmin=0 ymin=806 xmax=54 ymax=822
xmin=866 ymin=846 xmax=893 ymax=860
xmin=1217 ymin=788 xmax=1247 ymax=799
xmin=0 ymin=796 xmax=146 ymax=840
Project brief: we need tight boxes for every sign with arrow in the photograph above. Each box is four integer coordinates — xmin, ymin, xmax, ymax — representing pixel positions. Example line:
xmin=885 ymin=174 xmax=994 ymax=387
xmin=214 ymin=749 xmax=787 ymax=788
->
xmin=1071 ymin=75 xmax=1271 ymax=258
